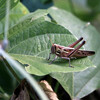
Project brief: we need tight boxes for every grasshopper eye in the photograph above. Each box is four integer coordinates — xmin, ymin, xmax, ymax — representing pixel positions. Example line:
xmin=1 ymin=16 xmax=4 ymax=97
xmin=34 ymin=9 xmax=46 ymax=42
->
xmin=51 ymin=45 xmax=56 ymax=53
xmin=55 ymin=46 xmax=56 ymax=50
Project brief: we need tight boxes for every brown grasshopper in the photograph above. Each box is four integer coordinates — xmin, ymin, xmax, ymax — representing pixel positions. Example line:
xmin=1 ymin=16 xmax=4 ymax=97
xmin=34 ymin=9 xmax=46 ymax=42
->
xmin=47 ymin=37 xmax=95 ymax=67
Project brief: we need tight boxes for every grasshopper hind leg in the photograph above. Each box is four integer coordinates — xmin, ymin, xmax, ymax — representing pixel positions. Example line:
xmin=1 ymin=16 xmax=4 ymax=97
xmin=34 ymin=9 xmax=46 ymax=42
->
xmin=61 ymin=57 xmax=73 ymax=67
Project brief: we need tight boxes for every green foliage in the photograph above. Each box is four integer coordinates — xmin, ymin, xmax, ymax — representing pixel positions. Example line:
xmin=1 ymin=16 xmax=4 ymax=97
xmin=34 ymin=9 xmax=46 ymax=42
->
xmin=0 ymin=1 xmax=29 ymax=99
xmin=0 ymin=0 xmax=100 ymax=99
xmin=3 ymin=10 xmax=94 ymax=76
xmin=0 ymin=2 xmax=29 ymax=35
xmin=53 ymin=0 xmax=72 ymax=12
xmin=1 ymin=7 xmax=96 ymax=99
xmin=52 ymin=0 xmax=100 ymax=21
xmin=0 ymin=0 xmax=19 ymax=21
xmin=48 ymin=7 xmax=100 ymax=99
xmin=0 ymin=60 xmax=16 ymax=94
xmin=87 ymin=0 xmax=100 ymax=9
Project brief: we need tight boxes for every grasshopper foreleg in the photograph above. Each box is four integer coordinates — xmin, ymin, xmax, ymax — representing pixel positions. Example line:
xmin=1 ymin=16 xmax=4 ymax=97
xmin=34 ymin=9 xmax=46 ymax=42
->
xmin=49 ymin=56 xmax=57 ymax=64
xmin=47 ymin=53 xmax=52 ymax=60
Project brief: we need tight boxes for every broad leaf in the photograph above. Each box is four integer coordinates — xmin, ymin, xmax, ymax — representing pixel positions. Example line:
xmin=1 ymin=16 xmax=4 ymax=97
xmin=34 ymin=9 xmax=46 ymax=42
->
xmin=53 ymin=0 xmax=72 ymax=12
xmin=11 ymin=51 xmax=94 ymax=76
xmin=18 ymin=9 xmax=48 ymax=22
xmin=10 ymin=2 xmax=29 ymax=14
xmin=0 ymin=0 xmax=19 ymax=21
xmin=52 ymin=0 xmax=94 ymax=21
xmin=48 ymin=7 xmax=100 ymax=99
xmin=0 ymin=2 xmax=29 ymax=34
xmin=4 ymin=10 xmax=95 ymax=76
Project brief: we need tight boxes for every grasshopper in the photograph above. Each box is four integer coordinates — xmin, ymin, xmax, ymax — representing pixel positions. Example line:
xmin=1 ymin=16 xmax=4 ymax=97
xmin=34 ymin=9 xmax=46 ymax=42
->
xmin=47 ymin=37 xmax=95 ymax=67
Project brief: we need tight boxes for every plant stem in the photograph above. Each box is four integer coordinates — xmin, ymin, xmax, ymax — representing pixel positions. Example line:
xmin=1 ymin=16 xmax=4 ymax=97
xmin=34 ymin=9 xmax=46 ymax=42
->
xmin=2 ymin=57 xmax=20 ymax=82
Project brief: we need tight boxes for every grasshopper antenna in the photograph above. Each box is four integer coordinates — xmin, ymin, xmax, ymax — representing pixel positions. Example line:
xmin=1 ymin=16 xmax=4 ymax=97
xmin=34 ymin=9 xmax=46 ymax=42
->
xmin=47 ymin=34 xmax=53 ymax=61
xmin=47 ymin=34 xmax=53 ymax=45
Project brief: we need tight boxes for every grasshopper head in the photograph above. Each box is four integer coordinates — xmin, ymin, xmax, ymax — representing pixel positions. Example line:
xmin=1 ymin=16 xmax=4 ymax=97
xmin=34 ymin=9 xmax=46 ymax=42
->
xmin=51 ymin=44 xmax=56 ymax=54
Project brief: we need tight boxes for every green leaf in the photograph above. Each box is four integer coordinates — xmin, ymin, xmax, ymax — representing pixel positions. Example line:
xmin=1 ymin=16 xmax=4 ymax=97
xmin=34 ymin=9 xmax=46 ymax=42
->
xmin=53 ymin=0 xmax=72 ymax=12
xmin=0 ymin=59 xmax=16 ymax=94
xmin=0 ymin=3 xmax=47 ymax=37
xmin=51 ymin=72 xmax=73 ymax=98
xmin=0 ymin=0 xmax=19 ymax=21
xmin=92 ymin=14 xmax=100 ymax=32
xmin=87 ymin=0 xmax=100 ymax=13
xmin=4 ymin=10 xmax=95 ymax=76
xmin=48 ymin=7 xmax=100 ymax=99
xmin=18 ymin=9 xmax=48 ymax=22
xmin=0 ymin=2 xmax=29 ymax=35
xmin=11 ymin=52 xmax=94 ymax=76
xmin=0 ymin=86 xmax=10 ymax=100
xmin=52 ymin=0 xmax=94 ymax=21
xmin=10 ymin=2 xmax=29 ymax=14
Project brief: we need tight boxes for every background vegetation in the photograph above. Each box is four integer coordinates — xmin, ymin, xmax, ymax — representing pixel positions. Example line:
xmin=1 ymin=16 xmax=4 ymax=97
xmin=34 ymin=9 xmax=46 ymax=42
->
xmin=0 ymin=0 xmax=100 ymax=100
